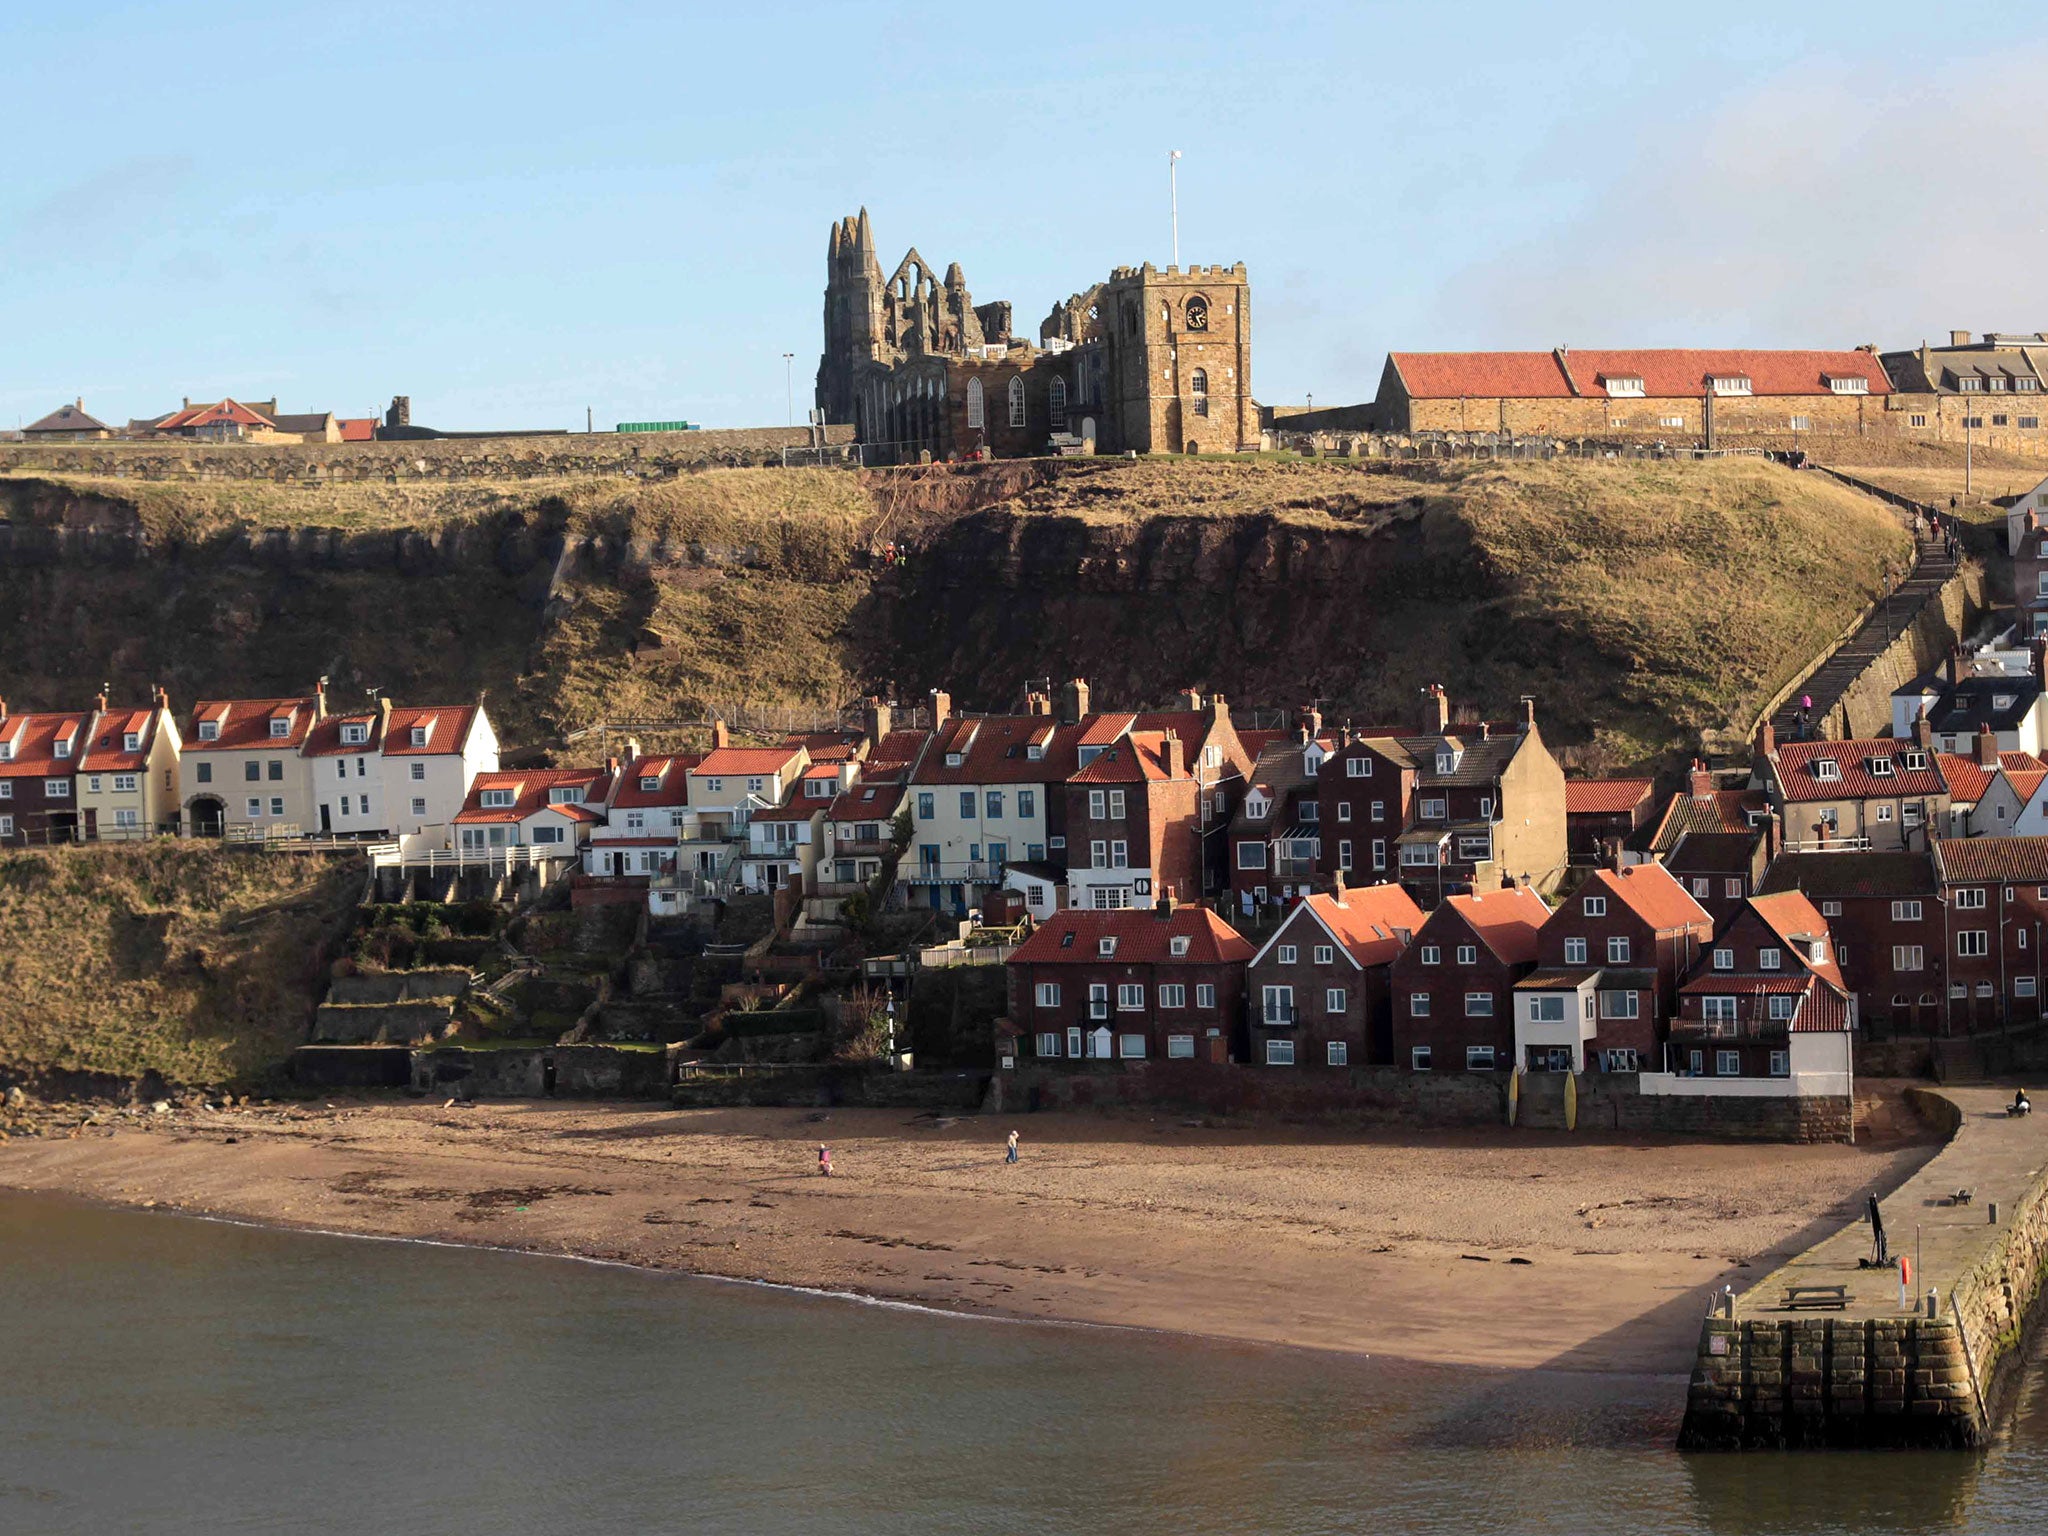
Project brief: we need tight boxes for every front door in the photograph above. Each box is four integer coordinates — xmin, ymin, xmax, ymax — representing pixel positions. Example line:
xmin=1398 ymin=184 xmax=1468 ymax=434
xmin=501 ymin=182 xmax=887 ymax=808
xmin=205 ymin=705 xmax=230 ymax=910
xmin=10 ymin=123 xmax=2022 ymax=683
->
xmin=1206 ymin=1031 xmax=1228 ymax=1064
xmin=1066 ymin=1027 xmax=1083 ymax=1059
xmin=319 ymin=802 xmax=332 ymax=833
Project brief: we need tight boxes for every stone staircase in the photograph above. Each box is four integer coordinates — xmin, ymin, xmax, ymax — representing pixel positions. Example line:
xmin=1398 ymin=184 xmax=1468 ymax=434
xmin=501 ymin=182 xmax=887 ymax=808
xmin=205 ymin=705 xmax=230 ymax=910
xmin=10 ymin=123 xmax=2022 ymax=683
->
xmin=1770 ymin=481 xmax=1960 ymax=742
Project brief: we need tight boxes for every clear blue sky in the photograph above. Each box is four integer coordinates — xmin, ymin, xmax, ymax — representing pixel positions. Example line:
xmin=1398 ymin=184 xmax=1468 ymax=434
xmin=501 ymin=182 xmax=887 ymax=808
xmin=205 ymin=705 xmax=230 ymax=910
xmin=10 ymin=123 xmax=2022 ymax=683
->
xmin=6 ymin=1 xmax=2045 ymax=431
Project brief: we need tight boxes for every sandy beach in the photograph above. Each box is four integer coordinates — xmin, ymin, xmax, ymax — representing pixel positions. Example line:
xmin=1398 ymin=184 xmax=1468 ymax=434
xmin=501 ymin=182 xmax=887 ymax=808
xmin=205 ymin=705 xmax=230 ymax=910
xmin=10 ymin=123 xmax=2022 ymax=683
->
xmin=0 ymin=1092 xmax=1943 ymax=1373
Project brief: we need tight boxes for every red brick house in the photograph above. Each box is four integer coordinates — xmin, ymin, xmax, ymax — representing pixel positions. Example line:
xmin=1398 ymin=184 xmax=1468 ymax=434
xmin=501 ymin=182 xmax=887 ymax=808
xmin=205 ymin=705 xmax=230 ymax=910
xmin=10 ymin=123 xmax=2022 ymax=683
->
xmin=1315 ymin=721 xmax=1417 ymax=887
xmin=1661 ymin=830 xmax=1770 ymax=933
xmin=1005 ymin=902 xmax=1253 ymax=1066
xmin=1755 ymin=851 xmax=1943 ymax=1038
xmin=1063 ymin=730 xmax=1202 ymax=911
xmin=1929 ymin=837 xmax=2048 ymax=1033
xmin=1668 ymin=892 xmax=1853 ymax=1080
xmin=1565 ymin=777 xmax=1656 ymax=865
xmin=0 ymin=704 xmax=90 ymax=844
xmin=1512 ymin=863 xmax=1711 ymax=1073
xmin=1752 ymin=726 xmax=1949 ymax=852
xmin=1245 ymin=878 xmax=1425 ymax=1067
xmin=1386 ymin=884 xmax=1550 ymax=1071
xmin=1227 ymin=719 xmax=1331 ymax=913
xmin=1633 ymin=763 xmax=1770 ymax=863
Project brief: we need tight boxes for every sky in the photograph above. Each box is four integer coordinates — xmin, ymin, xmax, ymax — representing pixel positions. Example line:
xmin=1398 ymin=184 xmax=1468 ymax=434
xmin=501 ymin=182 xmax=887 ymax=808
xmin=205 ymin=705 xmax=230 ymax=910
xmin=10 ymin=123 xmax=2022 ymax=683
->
xmin=5 ymin=1 xmax=2047 ymax=432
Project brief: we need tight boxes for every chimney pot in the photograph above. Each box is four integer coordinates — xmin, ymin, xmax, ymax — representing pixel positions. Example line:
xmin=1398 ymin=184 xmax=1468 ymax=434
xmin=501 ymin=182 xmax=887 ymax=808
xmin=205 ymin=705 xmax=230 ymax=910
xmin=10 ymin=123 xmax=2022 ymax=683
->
xmin=1520 ymin=695 xmax=1537 ymax=733
xmin=1689 ymin=758 xmax=1714 ymax=801
xmin=1424 ymin=684 xmax=1449 ymax=735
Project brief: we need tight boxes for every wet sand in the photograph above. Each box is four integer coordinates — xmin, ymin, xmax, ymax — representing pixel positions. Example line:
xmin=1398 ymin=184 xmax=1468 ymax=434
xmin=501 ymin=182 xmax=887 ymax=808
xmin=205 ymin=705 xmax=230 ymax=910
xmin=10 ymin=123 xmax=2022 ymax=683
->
xmin=0 ymin=1093 xmax=1942 ymax=1372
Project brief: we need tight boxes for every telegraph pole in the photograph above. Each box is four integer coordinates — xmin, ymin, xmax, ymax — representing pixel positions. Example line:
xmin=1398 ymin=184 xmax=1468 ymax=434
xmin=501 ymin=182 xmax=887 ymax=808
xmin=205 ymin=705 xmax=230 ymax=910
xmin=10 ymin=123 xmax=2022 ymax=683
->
xmin=782 ymin=353 xmax=795 ymax=427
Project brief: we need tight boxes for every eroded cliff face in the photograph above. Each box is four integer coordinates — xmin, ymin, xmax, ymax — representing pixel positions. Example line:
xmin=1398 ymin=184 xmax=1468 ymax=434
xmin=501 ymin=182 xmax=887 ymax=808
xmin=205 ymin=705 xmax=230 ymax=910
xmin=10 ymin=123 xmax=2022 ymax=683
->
xmin=849 ymin=503 xmax=1602 ymax=737
xmin=0 ymin=455 xmax=1906 ymax=763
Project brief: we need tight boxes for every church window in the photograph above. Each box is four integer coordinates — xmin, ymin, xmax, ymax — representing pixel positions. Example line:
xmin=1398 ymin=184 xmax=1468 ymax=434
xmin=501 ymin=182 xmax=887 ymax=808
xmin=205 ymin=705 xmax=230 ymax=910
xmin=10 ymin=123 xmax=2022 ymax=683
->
xmin=1185 ymin=295 xmax=1209 ymax=331
xmin=1049 ymin=377 xmax=1068 ymax=431
xmin=966 ymin=378 xmax=985 ymax=430
xmin=1007 ymin=376 xmax=1026 ymax=428
xmin=1191 ymin=368 xmax=1209 ymax=417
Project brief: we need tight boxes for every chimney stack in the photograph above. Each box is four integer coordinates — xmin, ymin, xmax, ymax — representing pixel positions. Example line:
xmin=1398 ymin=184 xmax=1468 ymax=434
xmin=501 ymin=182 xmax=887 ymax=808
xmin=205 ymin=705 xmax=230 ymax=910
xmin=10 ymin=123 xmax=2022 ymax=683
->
xmin=2031 ymin=636 xmax=2048 ymax=688
xmin=1024 ymin=690 xmax=1051 ymax=717
xmin=1756 ymin=721 xmax=1777 ymax=759
xmin=1977 ymin=726 xmax=2000 ymax=768
xmin=1424 ymin=684 xmax=1449 ymax=735
xmin=1914 ymin=707 xmax=1934 ymax=750
xmin=1299 ymin=704 xmax=1322 ymax=740
xmin=862 ymin=696 xmax=893 ymax=743
xmin=1155 ymin=890 xmax=1177 ymax=918
xmin=929 ymin=689 xmax=953 ymax=729
xmin=1210 ymin=691 xmax=1229 ymax=728
xmin=711 ymin=718 xmax=730 ymax=749
xmin=376 ymin=695 xmax=393 ymax=742
xmin=1689 ymin=757 xmax=1714 ymax=801
xmin=1163 ymin=731 xmax=1185 ymax=780
xmin=1059 ymin=678 xmax=1091 ymax=725
xmin=314 ymin=676 xmax=328 ymax=720
xmin=1951 ymin=330 xmax=1973 ymax=348
xmin=1174 ymin=687 xmax=1204 ymax=711
xmin=1520 ymin=695 xmax=1537 ymax=734
xmin=1946 ymin=644 xmax=1965 ymax=689
xmin=1765 ymin=807 xmax=1782 ymax=862
xmin=1331 ymin=866 xmax=1347 ymax=902
xmin=93 ymin=687 xmax=108 ymax=713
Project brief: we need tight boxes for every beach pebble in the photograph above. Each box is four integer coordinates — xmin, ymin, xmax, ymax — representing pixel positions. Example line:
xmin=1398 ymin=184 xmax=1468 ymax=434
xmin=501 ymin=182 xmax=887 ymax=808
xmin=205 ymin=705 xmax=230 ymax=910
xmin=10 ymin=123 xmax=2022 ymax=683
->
xmin=151 ymin=1101 xmax=171 ymax=1115
xmin=4 ymin=1086 xmax=24 ymax=1110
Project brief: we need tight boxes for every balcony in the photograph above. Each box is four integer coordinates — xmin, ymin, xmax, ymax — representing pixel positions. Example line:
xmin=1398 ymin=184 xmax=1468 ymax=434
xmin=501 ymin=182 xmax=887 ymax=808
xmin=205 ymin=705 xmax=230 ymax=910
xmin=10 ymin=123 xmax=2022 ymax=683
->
xmin=903 ymin=860 xmax=999 ymax=885
xmin=1669 ymin=1016 xmax=1790 ymax=1043
xmin=1258 ymin=1006 xmax=1298 ymax=1028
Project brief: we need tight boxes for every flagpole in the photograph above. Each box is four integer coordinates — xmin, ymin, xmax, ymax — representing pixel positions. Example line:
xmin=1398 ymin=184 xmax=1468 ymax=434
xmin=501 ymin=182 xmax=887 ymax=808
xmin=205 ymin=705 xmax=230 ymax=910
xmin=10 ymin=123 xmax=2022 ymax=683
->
xmin=1169 ymin=150 xmax=1182 ymax=267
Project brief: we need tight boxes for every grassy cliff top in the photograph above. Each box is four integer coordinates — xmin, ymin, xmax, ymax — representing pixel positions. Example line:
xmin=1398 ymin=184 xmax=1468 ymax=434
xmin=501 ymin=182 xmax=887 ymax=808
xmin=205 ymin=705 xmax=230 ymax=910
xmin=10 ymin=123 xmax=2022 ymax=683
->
xmin=0 ymin=845 xmax=360 ymax=1086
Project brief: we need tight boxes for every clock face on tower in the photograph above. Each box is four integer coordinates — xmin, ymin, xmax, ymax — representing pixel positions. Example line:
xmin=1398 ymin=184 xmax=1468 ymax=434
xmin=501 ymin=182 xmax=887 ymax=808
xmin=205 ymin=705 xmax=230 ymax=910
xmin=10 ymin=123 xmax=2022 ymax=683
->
xmin=1184 ymin=295 xmax=1209 ymax=332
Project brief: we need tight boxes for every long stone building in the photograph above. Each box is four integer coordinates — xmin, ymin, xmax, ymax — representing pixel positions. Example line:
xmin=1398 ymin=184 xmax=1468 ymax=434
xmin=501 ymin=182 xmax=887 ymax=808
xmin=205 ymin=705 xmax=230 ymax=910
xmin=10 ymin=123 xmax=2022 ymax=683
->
xmin=1880 ymin=331 xmax=2048 ymax=459
xmin=816 ymin=209 xmax=1254 ymax=462
xmin=1367 ymin=348 xmax=1895 ymax=445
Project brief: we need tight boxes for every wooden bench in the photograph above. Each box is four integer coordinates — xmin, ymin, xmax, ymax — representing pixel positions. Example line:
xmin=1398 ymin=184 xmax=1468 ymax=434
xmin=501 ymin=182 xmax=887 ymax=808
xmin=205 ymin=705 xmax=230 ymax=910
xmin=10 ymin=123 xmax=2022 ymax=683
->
xmin=1952 ymin=1188 xmax=1975 ymax=1207
xmin=1782 ymin=1284 xmax=1851 ymax=1311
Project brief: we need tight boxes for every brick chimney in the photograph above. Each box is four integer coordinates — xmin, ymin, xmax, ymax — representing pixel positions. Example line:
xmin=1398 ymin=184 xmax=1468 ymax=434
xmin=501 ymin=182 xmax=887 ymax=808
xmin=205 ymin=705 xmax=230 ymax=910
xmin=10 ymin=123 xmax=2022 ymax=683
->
xmin=1520 ymin=695 xmax=1537 ymax=734
xmin=93 ymin=685 xmax=108 ymax=713
xmin=1765 ymin=807 xmax=1782 ymax=862
xmin=1059 ymin=678 xmax=1091 ymax=724
xmin=1913 ymin=710 xmax=1934 ymax=750
xmin=1210 ymin=691 xmax=1230 ymax=728
xmin=1952 ymin=330 xmax=1972 ymax=347
xmin=1977 ymin=726 xmax=1999 ymax=768
xmin=314 ymin=675 xmax=329 ymax=721
xmin=1299 ymin=704 xmax=1322 ymax=740
xmin=1330 ymin=866 xmax=1347 ymax=903
xmin=1755 ymin=721 xmax=1777 ymax=758
xmin=862 ymin=697 xmax=892 ymax=742
xmin=1155 ymin=890 xmax=1177 ymax=918
xmin=929 ymin=690 xmax=953 ymax=729
xmin=1163 ymin=731 xmax=1185 ymax=779
xmin=1174 ymin=687 xmax=1204 ymax=711
xmin=711 ymin=718 xmax=730 ymax=749
xmin=1947 ymin=644 xmax=1965 ymax=689
xmin=1423 ymin=684 xmax=1449 ymax=734
xmin=2031 ymin=635 xmax=2048 ymax=688
xmin=1023 ymin=690 xmax=1051 ymax=716
xmin=376 ymin=695 xmax=393 ymax=742
xmin=1689 ymin=757 xmax=1714 ymax=801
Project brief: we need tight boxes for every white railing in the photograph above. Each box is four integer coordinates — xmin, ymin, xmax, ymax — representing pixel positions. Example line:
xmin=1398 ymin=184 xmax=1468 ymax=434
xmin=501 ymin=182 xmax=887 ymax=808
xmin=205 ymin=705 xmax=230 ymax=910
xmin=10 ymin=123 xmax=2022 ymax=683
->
xmin=1781 ymin=835 xmax=1873 ymax=853
xmin=375 ymin=843 xmax=565 ymax=872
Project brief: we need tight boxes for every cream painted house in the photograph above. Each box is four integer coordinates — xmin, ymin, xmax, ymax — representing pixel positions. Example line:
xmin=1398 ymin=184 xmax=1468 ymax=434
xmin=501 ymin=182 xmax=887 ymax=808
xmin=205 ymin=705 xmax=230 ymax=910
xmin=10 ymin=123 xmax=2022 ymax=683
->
xmin=179 ymin=691 xmax=325 ymax=837
xmin=381 ymin=703 xmax=497 ymax=838
xmin=77 ymin=690 xmax=181 ymax=838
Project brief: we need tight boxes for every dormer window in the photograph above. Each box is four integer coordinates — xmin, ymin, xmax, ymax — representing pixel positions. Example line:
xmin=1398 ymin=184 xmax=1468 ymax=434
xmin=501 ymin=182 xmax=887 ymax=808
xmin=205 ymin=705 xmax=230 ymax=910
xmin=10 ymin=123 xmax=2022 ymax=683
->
xmin=548 ymin=785 xmax=585 ymax=805
xmin=640 ymin=775 xmax=661 ymax=792
xmin=122 ymin=732 xmax=140 ymax=751
xmin=1958 ymin=376 xmax=1984 ymax=392
xmin=198 ymin=721 xmax=219 ymax=741
xmin=1813 ymin=759 xmax=1841 ymax=781
xmin=946 ymin=752 xmax=964 ymax=767
xmin=410 ymin=726 xmax=429 ymax=747
xmin=1026 ymin=743 xmax=1044 ymax=761
xmin=269 ymin=719 xmax=290 ymax=739
xmin=1904 ymin=750 xmax=1928 ymax=771
xmin=479 ymin=788 xmax=516 ymax=808
xmin=1994 ymin=695 xmax=2016 ymax=711
xmin=1435 ymin=751 xmax=1458 ymax=774
xmin=341 ymin=723 xmax=368 ymax=745
xmin=1869 ymin=757 xmax=1893 ymax=777
xmin=1826 ymin=375 xmax=1870 ymax=395
xmin=1603 ymin=375 xmax=1645 ymax=397
xmin=1709 ymin=375 xmax=1752 ymax=396
xmin=1099 ymin=937 xmax=1117 ymax=958
xmin=53 ymin=738 xmax=70 ymax=759
xmin=1170 ymin=936 xmax=1190 ymax=957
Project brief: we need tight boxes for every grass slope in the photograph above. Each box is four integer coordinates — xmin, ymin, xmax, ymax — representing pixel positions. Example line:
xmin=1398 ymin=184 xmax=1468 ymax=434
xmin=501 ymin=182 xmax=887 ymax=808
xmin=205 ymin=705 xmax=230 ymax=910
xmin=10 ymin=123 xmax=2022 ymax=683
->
xmin=0 ymin=845 xmax=360 ymax=1086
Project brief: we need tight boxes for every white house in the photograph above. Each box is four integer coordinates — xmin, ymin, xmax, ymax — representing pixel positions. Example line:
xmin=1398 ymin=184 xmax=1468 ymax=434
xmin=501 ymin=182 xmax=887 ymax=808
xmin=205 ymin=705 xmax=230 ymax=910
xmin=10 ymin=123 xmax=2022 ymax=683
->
xmin=584 ymin=753 xmax=694 ymax=879
xmin=453 ymin=767 xmax=611 ymax=856
xmin=2007 ymin=474 xmax=2048 ymax=554
xmin=382 ymin=704 xmax=497 ymax=838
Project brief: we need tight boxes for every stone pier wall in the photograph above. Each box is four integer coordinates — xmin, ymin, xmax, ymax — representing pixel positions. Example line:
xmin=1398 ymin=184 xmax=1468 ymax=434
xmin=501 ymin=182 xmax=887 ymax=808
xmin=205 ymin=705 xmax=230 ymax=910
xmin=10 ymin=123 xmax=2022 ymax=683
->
xmin=1679 ymin=1316 xmax=1980 ymax=1449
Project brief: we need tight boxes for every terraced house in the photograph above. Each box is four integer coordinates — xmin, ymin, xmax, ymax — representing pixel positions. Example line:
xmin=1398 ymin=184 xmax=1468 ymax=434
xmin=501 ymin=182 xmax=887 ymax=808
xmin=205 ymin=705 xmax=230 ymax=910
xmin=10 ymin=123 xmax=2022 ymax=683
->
xmin=1930 ymin=837 xmax=2048 ymax=1033
xmin=76 ymin=689 xmax=181 ymax=839
xmin=1386 ymin=884 xmax=1550 ymax=1072
xmin=1664 ymin=892 xmax=1854 ymax=1089
xmin=1751 ymin=725 xmax=1948 ymax=852
xmin=0 ymin=703 xmax=89 ymax=844
xmin=1244 ymin=878 xmax=1425 ymax=1067
xmin=1756 ymin=851 xmax=1944 ymax=1038
xmin=1004 ymin=902 xmax=1252 ymax=1066
xmin=1511 ymin=863 xmax=1712 ymax=1075
xmin=1388 ymin=691 xmax=1566 ymax=902
xmin=178 ymin=689 xmax=325 ymax=838
xmin=453 ymin=766 xmax=612 ymax=857
xmin=1063 ymin=729 xmax=1201 ymax=911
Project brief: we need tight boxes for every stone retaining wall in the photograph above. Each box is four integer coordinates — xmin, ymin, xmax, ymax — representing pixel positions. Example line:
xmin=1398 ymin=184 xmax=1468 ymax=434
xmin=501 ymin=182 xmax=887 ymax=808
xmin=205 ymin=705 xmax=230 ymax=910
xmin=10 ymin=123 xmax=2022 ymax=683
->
xmin=312 ymin=1000 xmax=457 ymax=1044
xmin=671 ymin=1064 xmax=989 ymax=1112
xmin=1679 ymin=1316 xmax=1979 ymax=1449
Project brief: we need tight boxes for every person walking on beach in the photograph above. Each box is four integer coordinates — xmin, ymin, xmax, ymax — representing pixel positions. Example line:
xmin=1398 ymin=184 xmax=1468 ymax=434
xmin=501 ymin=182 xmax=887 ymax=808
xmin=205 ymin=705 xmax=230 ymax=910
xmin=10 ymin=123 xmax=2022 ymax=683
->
xmin=817 ymin=1143 xmax=834 ymax=1177
xmin=1005 ymin=1130 xmax=1019 ymax=1164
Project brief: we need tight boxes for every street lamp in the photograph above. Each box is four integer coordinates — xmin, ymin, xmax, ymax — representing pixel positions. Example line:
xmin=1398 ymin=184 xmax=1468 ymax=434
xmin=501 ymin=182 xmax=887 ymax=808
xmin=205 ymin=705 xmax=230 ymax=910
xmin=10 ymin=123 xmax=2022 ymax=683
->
xmin=782 ymin=353 xmax=795 ymax=427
